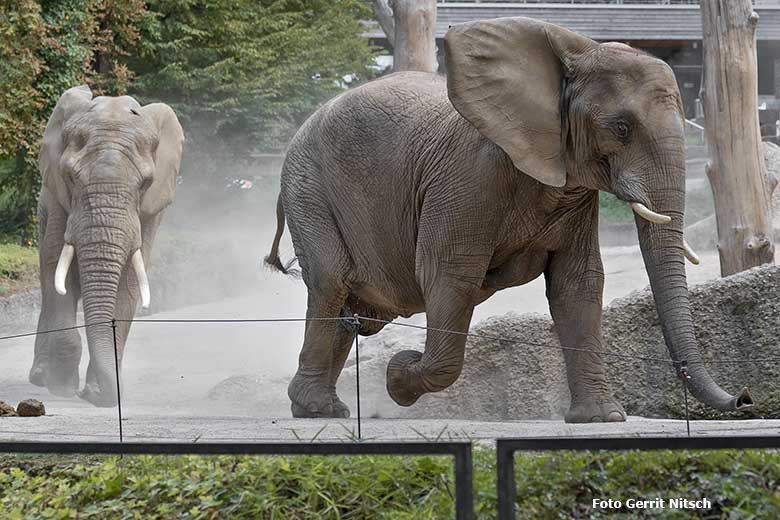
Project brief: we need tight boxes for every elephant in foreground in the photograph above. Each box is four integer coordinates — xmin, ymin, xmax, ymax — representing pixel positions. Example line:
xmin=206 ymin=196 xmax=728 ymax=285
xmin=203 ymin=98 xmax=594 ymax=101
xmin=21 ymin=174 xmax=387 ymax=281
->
xmin=32 ymin=85 xmax=184 ymax=407
xmin=266 ymin=17 xmax=753 ymax=422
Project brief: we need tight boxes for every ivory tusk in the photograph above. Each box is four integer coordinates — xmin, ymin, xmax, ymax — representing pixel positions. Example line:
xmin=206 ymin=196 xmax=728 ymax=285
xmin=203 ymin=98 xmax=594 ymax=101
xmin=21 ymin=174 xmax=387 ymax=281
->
xmin=682 ymin=239 xmax=700 ymax=265
xmin=131 ymin=249 xmax=151 ymax=309
xmin=630 ymin=202 xmax=672 ymax=225
xmin=54 ymin=244 xmax=75 ymax=296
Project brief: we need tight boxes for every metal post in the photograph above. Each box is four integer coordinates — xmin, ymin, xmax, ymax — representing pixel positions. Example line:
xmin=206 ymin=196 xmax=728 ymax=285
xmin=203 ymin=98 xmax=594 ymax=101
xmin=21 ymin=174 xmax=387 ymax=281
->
xmin=497 ymin=442 xmax=516 ymax=520
xmin=454 ymin=443 xmax=474 ymax=520
xmin=353 ymin=314 xmax=362 ymax=440
xmin=679 ymin=360 xmax=691 ymax=438
xmin=111 ymin=319 xmax=123 ymax=443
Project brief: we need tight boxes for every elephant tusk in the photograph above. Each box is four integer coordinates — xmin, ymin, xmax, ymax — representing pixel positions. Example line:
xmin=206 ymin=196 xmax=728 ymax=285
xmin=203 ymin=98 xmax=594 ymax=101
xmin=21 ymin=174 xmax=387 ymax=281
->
xmin=682 ymin=239 xmax=700 ymax=265
xmin=630 ymin=202 xmax=672 ymax=225
xmin=54 ymin=244 xmax=75 ymax=296
xmin=131 ymin=249 xmax=151 ymax=309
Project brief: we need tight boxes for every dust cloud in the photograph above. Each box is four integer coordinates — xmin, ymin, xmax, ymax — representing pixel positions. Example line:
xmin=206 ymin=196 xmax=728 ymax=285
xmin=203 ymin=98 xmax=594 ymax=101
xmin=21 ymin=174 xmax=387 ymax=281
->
xmin=0 ymin=143 xmax=729 ymax=418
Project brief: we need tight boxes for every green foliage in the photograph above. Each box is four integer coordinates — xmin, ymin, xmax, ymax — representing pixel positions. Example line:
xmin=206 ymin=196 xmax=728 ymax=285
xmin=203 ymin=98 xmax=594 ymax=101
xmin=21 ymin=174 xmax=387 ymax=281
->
xmin=132 ymin=0 xmax=376 ymax=152
xmin=0 ymin=0 xmax=376 ymax=240
xmin=2 ymin=449 xmax=780 ymax=518
xmin=599 ymin=191 xmax=635 ymax=224
xmin=0 ymin=0 xmax=151 ymax=241
xmin=0 ymin=240 xmax=38 ymax=296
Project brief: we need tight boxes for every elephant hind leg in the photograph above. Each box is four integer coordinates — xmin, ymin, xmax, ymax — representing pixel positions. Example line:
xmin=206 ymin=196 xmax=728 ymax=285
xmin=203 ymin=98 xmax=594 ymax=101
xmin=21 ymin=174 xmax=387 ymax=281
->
xmin=288 ymin=284 xmax=352 ymax=418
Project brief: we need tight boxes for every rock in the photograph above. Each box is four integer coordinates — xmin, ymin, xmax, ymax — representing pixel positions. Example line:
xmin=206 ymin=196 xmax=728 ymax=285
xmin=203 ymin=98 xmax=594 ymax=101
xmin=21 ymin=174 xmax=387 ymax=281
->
xmin=0 ymin=401 xmax=17 ymax=417
xmin=16 ymin=399 xmax=45 ymax=417
xmin=205 ymin=374 xmax=291 ymax=417
xmin=338 ymin=263 xmax=780 ymax=421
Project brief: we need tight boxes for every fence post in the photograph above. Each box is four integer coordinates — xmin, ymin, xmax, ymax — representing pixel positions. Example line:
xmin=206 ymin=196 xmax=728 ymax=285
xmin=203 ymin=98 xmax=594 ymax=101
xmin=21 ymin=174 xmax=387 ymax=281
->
xmin=353 ymin=314 xmax=362 ymax=440
xmin=111 ymin=319 xmax=123 ymax=443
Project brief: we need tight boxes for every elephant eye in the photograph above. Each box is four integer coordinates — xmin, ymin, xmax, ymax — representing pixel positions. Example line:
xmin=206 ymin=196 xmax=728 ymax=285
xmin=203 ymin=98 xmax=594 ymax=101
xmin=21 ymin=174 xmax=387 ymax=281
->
xmin=613 ymin=122 xmax=630 ymax=141
xmin=140 ymin=175 xmax=153 ymax=192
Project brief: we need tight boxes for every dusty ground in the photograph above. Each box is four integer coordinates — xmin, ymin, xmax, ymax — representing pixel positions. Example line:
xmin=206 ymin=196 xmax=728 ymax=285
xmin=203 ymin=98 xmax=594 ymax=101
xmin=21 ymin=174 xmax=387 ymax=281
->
xmin=2 ymin=243 xmax=778 ymax=442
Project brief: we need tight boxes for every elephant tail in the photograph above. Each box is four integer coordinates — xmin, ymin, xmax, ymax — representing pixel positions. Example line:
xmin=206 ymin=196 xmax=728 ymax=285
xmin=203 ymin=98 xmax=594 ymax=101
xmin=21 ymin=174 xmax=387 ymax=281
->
xmin=264 ymin=195 xmax=300 ymax=277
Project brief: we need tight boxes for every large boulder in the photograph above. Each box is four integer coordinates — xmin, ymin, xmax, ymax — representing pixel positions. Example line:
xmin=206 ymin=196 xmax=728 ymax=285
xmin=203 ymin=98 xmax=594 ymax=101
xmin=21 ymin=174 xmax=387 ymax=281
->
xmin=338 ymin=264 xmax=780 ymax=420
xmin=205 ymin=374 xmax=291 ymax=416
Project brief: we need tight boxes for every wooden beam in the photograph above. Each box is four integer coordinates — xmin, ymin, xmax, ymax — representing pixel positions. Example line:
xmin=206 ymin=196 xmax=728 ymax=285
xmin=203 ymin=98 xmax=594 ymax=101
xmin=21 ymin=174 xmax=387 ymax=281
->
xmin=700 ymin=0 xmax=775 ymax=276
xmin=393 ymin=0 xmax=437 ymax=73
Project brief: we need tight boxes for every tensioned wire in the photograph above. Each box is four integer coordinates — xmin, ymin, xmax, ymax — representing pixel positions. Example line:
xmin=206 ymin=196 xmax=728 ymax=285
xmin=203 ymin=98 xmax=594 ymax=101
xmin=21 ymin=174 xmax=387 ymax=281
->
xmin=2 ymin=315 xmax=773 ymax=367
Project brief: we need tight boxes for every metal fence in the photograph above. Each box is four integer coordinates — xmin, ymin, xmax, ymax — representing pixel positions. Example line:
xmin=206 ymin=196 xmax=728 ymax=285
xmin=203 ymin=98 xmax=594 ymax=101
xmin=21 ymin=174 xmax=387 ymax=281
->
xmin=3 ymin=316 xmax=780 ymax=517
xmin=496 ymin=435 xmax=780 ymax=520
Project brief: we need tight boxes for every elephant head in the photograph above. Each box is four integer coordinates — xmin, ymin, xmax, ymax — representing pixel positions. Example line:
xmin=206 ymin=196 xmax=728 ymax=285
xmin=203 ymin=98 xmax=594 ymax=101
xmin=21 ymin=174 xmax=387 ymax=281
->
xmin=444 ymin=18 xmax=751 ymax=412
xmin=39 ymin=85 xmax=183 ymax=406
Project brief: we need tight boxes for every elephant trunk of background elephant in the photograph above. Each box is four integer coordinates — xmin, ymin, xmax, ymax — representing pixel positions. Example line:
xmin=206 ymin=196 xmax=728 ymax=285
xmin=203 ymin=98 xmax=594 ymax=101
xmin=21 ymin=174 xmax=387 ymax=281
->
xmin=76 ymin=242 xmax=125 ymax=407
xmin=635 ymin=161 xmax=753 ymax=412
xmin=70 ymin=189 xmax=144 ymax=407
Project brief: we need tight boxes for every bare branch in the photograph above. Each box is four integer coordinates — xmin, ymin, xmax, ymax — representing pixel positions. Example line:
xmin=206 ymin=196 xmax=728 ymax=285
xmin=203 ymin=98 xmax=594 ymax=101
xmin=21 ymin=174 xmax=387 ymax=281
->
xmin=371 ymin=0 xmax=395 ymax=48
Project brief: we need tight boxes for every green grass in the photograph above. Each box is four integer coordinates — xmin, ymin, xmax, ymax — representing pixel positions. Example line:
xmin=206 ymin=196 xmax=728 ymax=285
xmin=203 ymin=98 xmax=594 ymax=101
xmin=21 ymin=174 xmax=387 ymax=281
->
xmin=2 ymin=448 xmax=780 ymax=518
xmin=599 ymin=192 xmax=635 ymax=224
xmin=0 ymin=241 xmax=38 ymax=297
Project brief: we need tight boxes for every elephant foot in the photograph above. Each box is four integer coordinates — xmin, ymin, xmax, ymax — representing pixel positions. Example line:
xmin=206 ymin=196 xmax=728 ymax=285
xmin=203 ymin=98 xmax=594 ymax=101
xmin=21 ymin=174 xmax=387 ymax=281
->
xmin=330 ymin=390 xmax=351 ymax=419
xmin=77 ymin=383 xmax=118 ymax=408
xmin=565 ymin=399 xmax=626 ymax=423
xmin=28 ymin=364 xmax=47 ymax=387
xmin=29 ymin=363 xmax=79 ymax=397
xmin=288 ymin=372 xmax=349 ymax=418
xmin=386 ymin=350 xmax=424 ymax=407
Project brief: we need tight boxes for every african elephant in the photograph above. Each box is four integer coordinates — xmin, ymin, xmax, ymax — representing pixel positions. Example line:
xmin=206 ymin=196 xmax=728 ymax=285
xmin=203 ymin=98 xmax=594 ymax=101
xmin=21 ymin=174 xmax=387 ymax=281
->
xmin=31 ymin=85 xmax=183 ymax=407
xmin=265 ymin=17 xmax=753 ymax=422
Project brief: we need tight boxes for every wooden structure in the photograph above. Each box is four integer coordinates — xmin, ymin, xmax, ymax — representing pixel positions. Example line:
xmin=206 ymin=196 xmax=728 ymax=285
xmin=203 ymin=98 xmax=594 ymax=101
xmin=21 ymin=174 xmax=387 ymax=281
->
xmin=392 ymin=0 xmax=438 ymax=72
xmin=701 ymin=0 xmax=775 ymax=275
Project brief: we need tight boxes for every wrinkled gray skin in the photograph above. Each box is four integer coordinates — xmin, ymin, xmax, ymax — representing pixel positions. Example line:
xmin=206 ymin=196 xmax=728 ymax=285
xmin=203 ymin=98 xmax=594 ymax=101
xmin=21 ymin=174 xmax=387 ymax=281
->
xmin=266 ymin=17 xmax=753 ymax=422
xmin=32 ymin=86 xmax=183 ymax=407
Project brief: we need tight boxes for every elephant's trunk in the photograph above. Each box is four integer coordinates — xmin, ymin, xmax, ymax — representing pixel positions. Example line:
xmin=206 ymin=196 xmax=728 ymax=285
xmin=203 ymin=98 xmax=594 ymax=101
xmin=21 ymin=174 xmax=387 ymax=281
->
xmin=634 ymin=161 xmax=753 ymax=412
xmin=70 ymin=182 xmax=142 ymax=407
xmin=77 ymin=242 xmax=126 ymax=407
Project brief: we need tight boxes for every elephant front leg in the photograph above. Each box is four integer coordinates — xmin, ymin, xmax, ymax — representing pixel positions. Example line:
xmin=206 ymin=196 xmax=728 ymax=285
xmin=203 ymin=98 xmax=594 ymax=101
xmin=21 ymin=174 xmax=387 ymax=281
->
xmin=386 ymin=283 xmax=477 ymax=407
xmin=546 ymin=241 xmax=626 ymax=423
xmin=31 ymin=199 xmax=82 ymax=396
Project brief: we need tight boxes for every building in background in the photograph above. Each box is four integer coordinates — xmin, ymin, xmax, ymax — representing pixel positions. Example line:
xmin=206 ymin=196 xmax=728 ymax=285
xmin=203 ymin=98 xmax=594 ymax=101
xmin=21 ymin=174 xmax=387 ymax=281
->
xmin=366 ymin=0 xmax=780 ymax=133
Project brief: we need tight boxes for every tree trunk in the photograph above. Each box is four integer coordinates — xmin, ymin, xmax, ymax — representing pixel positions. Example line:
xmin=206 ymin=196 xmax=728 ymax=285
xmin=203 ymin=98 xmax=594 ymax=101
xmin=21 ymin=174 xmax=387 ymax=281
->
xmin=700 ymin=0 xmax=774 ymax=276
xmin=371 ymin=0 xmax=395 ymax=48
xmin=393 ymin=0 xmax=437 ymax=73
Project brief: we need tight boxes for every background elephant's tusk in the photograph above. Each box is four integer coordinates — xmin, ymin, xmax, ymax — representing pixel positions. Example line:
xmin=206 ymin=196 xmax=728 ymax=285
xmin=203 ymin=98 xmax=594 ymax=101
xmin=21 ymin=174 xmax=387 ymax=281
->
xmin=630 ymin=202 xmax=672 ymax=224
xmin=131 ymin=249 xmax=151 ymax=309
xmin=683 ymin=239 xmax=700 ymax=265
xmin=54 ymin=244 xmax=75 ymax=296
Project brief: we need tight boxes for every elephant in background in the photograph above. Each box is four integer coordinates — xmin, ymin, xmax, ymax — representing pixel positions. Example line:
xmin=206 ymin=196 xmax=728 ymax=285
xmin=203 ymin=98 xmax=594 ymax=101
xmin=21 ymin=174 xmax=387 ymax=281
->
xmin=32 ymin=85 xmax=184 ymax=407
xmin=266 ymin=17 xmax=753 ymax=422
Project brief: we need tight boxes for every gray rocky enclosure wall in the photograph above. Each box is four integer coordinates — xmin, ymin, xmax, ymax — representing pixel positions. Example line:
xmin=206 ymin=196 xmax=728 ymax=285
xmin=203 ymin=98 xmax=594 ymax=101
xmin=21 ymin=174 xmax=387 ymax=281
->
xmin=337 ymin=264 xmax=780 ymax=420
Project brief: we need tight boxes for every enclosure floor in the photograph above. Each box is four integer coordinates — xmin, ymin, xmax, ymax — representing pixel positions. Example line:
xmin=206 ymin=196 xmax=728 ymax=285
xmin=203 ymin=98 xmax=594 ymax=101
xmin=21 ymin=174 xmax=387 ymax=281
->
xmin=1 ymin=414 xmax=778 ymax=444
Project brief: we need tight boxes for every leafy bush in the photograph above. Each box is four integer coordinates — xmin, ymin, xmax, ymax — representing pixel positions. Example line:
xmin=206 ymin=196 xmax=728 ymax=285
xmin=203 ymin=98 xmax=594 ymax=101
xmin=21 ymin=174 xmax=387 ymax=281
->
xmin=0 ymin=241 xmax=38 ymax=296
xmin=599 ymin=192 xmax=634 ymax=224
xmin=2 ymin=448 xmax=780 ymax=518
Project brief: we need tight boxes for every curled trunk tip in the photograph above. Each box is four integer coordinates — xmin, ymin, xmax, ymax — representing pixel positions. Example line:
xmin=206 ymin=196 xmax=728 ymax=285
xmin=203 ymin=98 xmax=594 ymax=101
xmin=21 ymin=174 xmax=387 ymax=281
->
xmin=734 ymin=387 xmax=755 ymax=410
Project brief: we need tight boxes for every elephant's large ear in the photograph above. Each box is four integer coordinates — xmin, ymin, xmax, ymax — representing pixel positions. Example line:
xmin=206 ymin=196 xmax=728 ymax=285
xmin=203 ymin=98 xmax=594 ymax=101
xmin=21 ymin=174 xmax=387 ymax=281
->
xmin=39 ymin=85 xmax=93 ymax=212
xmin=445 ymin=17 xmax=596 ymax=187
xmin=138 ymin=103 xmax=184 ymax=217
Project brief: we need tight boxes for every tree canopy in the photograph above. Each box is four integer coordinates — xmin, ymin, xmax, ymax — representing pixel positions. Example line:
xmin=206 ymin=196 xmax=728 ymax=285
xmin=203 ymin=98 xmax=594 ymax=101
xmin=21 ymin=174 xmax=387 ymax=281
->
xmin=133 ymin=0 xmax=375 ymax=152
xmin=0 ymin=0 xmax=376 ymax=239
